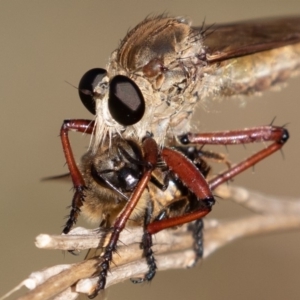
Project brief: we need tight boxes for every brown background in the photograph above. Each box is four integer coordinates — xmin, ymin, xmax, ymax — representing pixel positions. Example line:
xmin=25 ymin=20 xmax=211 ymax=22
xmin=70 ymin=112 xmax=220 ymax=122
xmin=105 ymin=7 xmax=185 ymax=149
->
xmin=0 ymin=1 xmax=300 ymax=299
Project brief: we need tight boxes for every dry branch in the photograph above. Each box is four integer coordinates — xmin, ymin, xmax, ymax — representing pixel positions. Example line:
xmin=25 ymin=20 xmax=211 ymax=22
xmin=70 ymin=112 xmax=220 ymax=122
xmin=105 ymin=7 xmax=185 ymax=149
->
xmin=1 ymin=185 xmax=299 ymax=300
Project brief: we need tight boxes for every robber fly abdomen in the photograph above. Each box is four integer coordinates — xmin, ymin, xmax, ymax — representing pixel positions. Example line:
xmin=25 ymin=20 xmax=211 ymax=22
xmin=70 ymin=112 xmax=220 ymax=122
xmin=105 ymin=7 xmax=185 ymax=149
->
xmin=199 ymin=44 xmax=300 ymax=98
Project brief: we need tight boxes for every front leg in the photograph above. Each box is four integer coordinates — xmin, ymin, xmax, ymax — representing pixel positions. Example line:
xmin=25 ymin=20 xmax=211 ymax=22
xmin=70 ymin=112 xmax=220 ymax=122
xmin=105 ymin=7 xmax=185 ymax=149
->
xmin=147 ymin=147 xmax=215 ymax=235
xmin=60 ymin=119 xmax=95 ymax=234
xmin=88 ymin=137 xmax=158 ymax=298
xmin=131 ymin=146 xmax=214 ymax=279
xmin=131 ymin=200 xmax=157 ymax=284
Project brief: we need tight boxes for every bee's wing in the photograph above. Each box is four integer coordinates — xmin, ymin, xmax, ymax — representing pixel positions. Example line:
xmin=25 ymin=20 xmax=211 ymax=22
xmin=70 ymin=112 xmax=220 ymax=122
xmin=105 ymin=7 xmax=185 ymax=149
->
xmin=84 ymin=246 xmax=103 ymax=260
xmin=41 ymin=173 xmax=71 ymax=183
xmin=194 ymin=16 xmax=300 ymax=62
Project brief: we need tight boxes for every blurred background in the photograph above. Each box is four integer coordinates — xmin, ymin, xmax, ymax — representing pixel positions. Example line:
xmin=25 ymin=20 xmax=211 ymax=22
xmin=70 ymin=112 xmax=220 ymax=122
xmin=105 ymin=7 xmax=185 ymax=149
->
xmin=0 ymin=1 xmax=299 ymax=299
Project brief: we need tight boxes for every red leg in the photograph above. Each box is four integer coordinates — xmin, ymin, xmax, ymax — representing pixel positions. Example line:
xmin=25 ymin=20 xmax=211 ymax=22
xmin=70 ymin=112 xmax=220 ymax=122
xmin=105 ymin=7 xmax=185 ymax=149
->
xmin=131 ymin=147 xmax=216 ymax=284
xmin=147 ymin=147 xmax=215 ymax=235
xmin=178 ymin=126 xmax=288 ymax=146
xmin=89 ymin=137 xmax=158 ymax=298
xmin=209 ymin=141 xmax=285 ymax=189
xmin=147 ymin=125 xmax=288 ymax=235
xmin=60 ymin=119 xmax=95 ymax=234
xmin=178 ymin=125 xmax=289 ymax=190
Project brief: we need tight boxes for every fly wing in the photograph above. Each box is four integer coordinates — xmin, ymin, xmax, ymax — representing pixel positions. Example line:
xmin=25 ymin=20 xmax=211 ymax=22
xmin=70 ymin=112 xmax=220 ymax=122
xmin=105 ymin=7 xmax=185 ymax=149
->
xmin=191 ymin=16 xmax=300 ymax=98
xmin=193 ymin=16 xmax=300 ymax=62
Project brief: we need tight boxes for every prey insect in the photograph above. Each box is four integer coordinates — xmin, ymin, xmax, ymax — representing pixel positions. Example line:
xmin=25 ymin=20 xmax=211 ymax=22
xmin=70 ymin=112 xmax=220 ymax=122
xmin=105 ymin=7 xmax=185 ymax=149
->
xmin=60 ymin=15 xmax=300 ymax=298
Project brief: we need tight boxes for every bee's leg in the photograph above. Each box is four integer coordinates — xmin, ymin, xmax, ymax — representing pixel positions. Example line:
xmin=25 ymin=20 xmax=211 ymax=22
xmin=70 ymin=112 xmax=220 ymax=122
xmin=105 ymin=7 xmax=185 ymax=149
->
xmin=178 ymin=125 xmax=289 ymax=190
xmin=60 ymin=119 xmax=95 ymax=234
xmin=88 ymin=137 xmax=158 ymax=299
xmin=178 ymin=145 xmax=231 ymax=172
xmin=187 ymin=218 xmax=204 ymax=266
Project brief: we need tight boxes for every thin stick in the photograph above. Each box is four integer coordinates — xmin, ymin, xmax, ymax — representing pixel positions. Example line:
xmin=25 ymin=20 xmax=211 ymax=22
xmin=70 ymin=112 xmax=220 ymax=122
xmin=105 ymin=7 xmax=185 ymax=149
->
xmin=1 ymin=185 xmax=299 ymax=300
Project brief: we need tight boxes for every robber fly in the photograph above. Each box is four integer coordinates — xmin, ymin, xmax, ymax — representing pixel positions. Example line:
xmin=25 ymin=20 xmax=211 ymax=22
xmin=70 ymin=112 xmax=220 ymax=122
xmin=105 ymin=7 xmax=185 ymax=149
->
xmin=59 ymin=15 xmax=300 ymax=298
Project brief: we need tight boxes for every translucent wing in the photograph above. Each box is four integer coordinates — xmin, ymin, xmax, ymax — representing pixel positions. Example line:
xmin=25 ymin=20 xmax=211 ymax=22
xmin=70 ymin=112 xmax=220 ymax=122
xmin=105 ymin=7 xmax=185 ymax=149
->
xmin=195 ymin=16 xmax=300 ymax=62
xmin=190 ymin=16 xmax=300 ymax=98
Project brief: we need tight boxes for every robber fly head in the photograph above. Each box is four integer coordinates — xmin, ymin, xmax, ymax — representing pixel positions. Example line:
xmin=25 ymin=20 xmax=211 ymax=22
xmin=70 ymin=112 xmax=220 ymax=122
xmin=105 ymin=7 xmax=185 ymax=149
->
xmin=78 ymin=68 xmax=146 ymax=147
xmin=78 ymin=15 xmax=206 ymax=151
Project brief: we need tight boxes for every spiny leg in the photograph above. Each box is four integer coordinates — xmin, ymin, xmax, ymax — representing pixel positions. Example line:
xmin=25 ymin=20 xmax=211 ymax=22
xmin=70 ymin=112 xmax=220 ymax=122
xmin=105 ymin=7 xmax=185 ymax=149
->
xmin=60 ymin=119 xmax=94 ymax=234
xmin=178 ymin=125 xmax=288 ymax=147
xmin=178 ymin=125 xmax=289 ymax=262
xmin=128 ymin=146 xmax=216 ymax=278
xmin=178 ymin=125 xmax=288 ymax=189
xmin=131 ymin=200 xmax=157 ymax=284
xmin=146 ymin=124 xmax=289 ymax=267
xmin=88 ymin=137 xmax=158 ymax=298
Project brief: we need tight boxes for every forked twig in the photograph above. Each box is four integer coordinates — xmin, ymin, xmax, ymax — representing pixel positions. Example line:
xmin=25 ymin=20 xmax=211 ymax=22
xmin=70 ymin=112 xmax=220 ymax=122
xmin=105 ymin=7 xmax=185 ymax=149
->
xmin=2 ymin=185 xmax=300 ymax=300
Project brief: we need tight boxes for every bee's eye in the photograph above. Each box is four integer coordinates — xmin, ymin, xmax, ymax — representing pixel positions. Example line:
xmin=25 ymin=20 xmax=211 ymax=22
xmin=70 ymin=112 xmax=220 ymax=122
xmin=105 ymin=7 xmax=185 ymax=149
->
xmin=78 ymin=68 xmax=107 ymax=115
xmin=117 ymin=167 xmax=140 ymax=192
xmin=109 ymin=75 xmax=145 ymax=126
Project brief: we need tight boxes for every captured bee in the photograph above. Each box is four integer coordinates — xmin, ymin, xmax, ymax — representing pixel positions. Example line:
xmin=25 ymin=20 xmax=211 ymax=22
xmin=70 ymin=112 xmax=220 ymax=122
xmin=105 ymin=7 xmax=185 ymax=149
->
xmin=78 ymin=137 xmax=211 ymax=229
xmin=77 ymin=137 xmax=215 ymax=273
xmin=59 ymin=15 xmax=300 ymax=297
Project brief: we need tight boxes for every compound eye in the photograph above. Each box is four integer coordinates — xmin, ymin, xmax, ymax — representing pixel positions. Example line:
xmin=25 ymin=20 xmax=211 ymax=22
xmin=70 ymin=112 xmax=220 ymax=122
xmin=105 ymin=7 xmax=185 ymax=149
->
xmin=78 ymin=68 xmax=107 ymax=115
xmin=118 ymin=167 xmax=140 ymax=192
xmin=109 ymin=75 xmax=145 ymax=126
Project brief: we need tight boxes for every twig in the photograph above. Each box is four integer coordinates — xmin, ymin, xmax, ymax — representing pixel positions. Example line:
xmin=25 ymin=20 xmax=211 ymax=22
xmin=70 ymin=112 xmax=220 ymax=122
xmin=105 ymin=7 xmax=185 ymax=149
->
xmin=1 ymin=185 xmax=299 ymax=300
